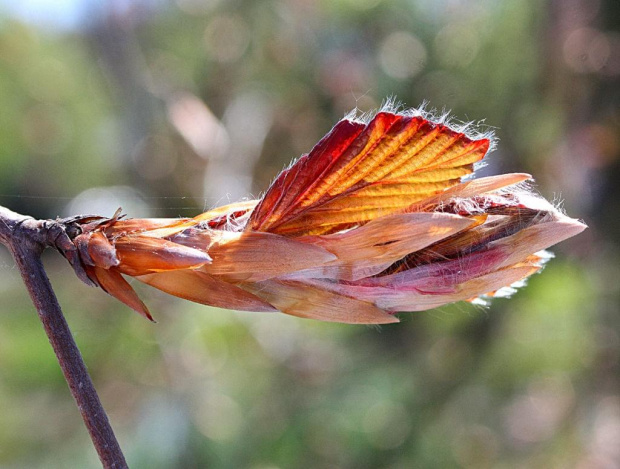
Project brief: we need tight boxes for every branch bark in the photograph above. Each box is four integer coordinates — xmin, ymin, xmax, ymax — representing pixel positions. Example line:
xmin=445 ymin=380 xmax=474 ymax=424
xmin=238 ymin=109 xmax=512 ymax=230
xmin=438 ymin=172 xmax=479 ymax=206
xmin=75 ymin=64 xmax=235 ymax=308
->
xmin=0 ymin=206 xmax=127 ymax=468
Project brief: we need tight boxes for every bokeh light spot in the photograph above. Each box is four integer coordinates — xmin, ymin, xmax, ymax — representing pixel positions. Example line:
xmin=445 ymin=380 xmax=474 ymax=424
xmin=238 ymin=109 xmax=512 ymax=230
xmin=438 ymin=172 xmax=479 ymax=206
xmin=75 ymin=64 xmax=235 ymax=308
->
xmin=434 ymin=24 xmax=481 ymax=68
xmin=132 ymin=134 xmax=178 ymax=181
xmin=563 ymin=28 xmax=611 ymax=73
xmin=21 ymin=103 xmax=72 ymax=155
xmin=195 ymin=392 xmax=244 ymax=441
xmin=204 ymin=14 xmax=250 ymax=63
xmin=65 ymin=186 xmax=150 ymax=218
xmin=379 ymin=31 xmax=427 ymax=80
xmin=362 ymin=401 xmax=411 ymax=449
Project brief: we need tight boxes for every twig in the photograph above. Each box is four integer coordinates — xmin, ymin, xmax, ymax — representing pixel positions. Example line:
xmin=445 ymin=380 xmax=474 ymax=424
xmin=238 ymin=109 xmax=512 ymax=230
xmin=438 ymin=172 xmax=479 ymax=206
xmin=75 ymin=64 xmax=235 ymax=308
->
xmin=0 ymin=206 xmax=127 ymax=468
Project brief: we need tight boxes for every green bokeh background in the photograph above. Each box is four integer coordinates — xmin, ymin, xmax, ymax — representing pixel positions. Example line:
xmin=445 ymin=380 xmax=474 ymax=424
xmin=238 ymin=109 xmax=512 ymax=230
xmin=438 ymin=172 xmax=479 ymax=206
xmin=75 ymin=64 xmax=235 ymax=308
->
xmin=0 ymin=0 xmax=618 ymax=467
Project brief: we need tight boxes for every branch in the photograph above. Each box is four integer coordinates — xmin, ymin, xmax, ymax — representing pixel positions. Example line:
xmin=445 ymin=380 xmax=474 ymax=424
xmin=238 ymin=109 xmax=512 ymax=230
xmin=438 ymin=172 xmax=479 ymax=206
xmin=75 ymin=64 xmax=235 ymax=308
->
xmin=0 ymin=206 xmax=127 ymax=469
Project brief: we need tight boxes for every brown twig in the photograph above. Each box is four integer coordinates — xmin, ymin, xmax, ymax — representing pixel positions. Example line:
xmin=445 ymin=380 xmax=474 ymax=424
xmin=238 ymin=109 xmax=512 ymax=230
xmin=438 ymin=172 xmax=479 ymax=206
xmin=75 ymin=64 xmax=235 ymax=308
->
xmin=0 ymin=206 xmax=127 ymax=468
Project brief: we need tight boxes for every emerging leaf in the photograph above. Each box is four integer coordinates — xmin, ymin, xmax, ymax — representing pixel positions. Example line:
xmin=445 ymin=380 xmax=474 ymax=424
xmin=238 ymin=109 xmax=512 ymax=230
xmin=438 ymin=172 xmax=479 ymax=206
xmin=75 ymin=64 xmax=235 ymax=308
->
xmin=66 ymin=106 xmax=586 ymax=323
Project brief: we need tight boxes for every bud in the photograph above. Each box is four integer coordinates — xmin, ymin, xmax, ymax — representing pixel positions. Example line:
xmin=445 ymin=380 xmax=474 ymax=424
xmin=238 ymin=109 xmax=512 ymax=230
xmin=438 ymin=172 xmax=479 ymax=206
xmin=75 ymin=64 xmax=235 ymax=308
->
xmin=67 ymin=106 xmax=586 ymax=323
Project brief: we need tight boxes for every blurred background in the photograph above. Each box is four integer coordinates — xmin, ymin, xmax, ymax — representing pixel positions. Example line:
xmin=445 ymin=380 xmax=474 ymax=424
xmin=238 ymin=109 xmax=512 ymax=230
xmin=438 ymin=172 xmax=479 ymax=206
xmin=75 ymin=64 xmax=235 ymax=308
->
xmin=0 ymin=0 xmax=618 ymax=467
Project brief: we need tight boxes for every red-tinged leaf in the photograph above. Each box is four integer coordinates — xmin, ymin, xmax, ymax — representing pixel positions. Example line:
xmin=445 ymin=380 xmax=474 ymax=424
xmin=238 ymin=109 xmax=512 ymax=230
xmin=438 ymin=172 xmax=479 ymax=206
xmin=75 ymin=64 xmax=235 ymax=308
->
xmin=114 ymin=237 xmax=211 ymax=276
xmin=248 ymin=112 xmax=490 ymax=236
xmin=137 ymin=270 xmax=277 ymax=312
xmin=243 ymin=279 xmax=399 ymax=324
xmin=89 ymin=266 xmax=153 ymax=321
xmin=248 ymin=119 xmax=366 ymax=232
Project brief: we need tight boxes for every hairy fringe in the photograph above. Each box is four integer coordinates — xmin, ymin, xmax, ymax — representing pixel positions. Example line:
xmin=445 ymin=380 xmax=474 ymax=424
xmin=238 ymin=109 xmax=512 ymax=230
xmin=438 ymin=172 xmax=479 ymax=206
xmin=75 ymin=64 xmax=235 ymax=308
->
xmin=346 ymin=97 xmax=498 ymax=152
